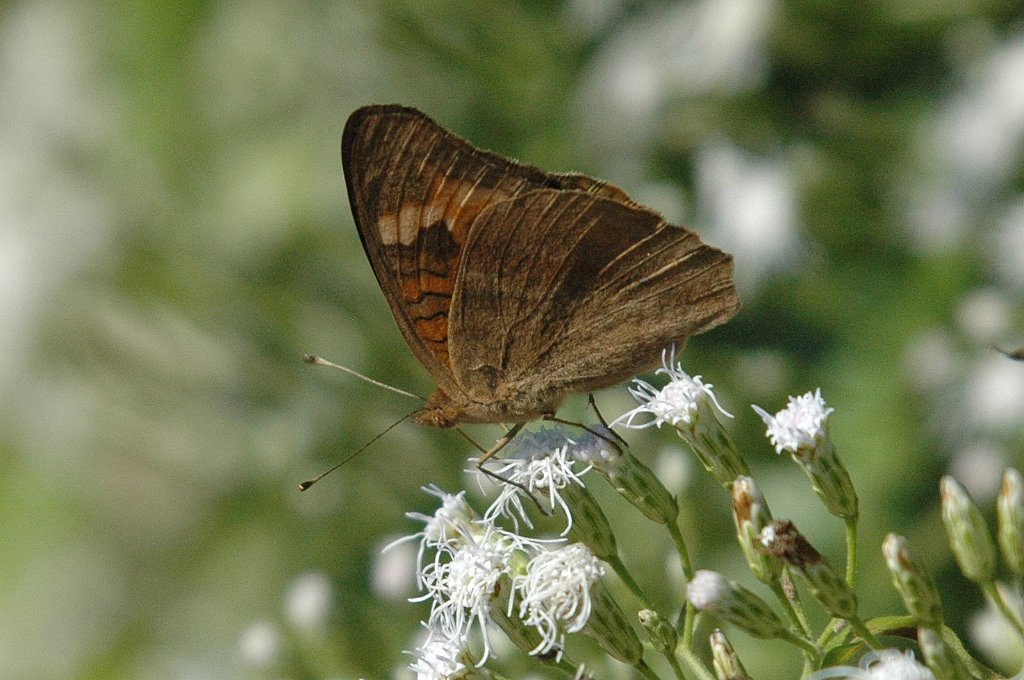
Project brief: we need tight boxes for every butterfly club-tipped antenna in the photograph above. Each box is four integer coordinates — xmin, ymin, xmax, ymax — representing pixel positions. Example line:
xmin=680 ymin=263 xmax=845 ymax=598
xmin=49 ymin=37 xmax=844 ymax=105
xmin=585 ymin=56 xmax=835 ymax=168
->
xmin=303 ymin=354 xmax=425 ymax=402
xmin=300 ymin=354 xmax=426 ymax=491
xmin=299 ymin=409 xmax=418 ymax=490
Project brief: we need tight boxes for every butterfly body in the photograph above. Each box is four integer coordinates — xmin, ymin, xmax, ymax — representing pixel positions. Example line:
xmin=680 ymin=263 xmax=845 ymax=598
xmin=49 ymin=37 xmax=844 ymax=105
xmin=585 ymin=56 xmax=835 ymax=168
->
xmin=342 ymin=105 xmax=739 ymax=431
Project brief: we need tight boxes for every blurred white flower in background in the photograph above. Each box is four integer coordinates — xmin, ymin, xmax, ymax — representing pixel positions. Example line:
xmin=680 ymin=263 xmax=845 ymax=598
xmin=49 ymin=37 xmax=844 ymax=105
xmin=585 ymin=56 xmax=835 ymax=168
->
xmin=0 ymin=2 xmax=113 ymax=387
xmin=964 ymin=354 xmax=1024 ymax=433
xmin=990 ymin=198 xmax=1024 ymax=292
xmin=284 ymin=571 xmax=334 ymax=633
xmin=374 ymin=535 xmax=419 ymax=600
xmin=577 ymin=0 xmax=776 ymax=182
xmin=955 ymin=288 xmax=1013 ymax=346
xmin=908 ymin=30 xmax=1024 ymax=255
xmin=238 ymin=620 xmax=281 ymax=668
xmin=970 ymin=583 xmax=1024 ymax=670
xmin=696 ymin=139 xmax=800 ymax=290
xmin=949 ymin=441 xmax=1007 ymax=504
xmin=902 ymin=328 xmax=959 ymax=393
xmin=933 ymin=31 xmax=1024 ymax=194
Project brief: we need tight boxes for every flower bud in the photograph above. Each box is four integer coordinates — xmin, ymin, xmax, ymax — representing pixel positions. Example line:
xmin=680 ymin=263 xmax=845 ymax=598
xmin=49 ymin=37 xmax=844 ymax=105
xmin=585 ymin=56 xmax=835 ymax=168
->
xmin=687 ymin=570 xmax=788 ymax=639
xmin=562 ymin=483 xmax=617 ymax=562
xmin=940 ymin=476 xmax=996 ymax=584
xmin=997 ymin=468 xmax=1024 ymax=576
xmin=882 ymin=533 xmax=943 ymax=627
xmin=491 ymin=602 xmax=549 ymax=659
xmin=732 ymin=477 xmax=782 ymax=583
xmin=918 ymin=626 xmax=970 ymax=680
xmin=678 ymin=398 xmax=749 ymax=488
xmin=760 ymin=520 xmax=857 ymax=620
xmin=583 ymin=581 xmax=644 ymax=665
xmin=638 ymin=609 xmax=677 ymax=654
xmin=710 ymin=629 xmax=751 ymax=680
xmin=613 ymin=355 xmax=748 ymax=487
xmin=590 ymin=450 xmax=678 ymax=526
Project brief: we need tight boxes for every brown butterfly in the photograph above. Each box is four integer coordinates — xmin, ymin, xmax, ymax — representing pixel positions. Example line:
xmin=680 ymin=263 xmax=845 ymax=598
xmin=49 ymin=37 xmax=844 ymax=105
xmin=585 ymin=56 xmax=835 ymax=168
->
xmin=341 ymin=104 xmax=739 ymax=456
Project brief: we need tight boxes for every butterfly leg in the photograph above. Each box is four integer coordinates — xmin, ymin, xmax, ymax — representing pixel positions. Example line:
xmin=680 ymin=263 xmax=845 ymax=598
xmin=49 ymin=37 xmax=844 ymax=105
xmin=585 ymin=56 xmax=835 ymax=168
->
xmin=472 ymin=423 xmax=552 ymax=515
xmin=541 ymin=412 xmax=625 ymax=457
xmin=474 ymin=422 xmax=523 ymax=468
xmin=587 ymin=393 xmax=628 ymax=449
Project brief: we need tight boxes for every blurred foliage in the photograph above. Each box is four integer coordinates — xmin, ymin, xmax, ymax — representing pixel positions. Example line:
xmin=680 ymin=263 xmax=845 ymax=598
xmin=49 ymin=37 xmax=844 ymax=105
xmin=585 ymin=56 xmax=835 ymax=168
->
xmin=2 ymin=0 xmax=1024 ymax=678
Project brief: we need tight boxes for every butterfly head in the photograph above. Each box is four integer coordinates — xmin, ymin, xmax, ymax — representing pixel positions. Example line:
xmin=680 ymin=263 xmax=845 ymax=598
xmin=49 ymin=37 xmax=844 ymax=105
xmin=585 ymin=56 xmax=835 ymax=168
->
xmin=413 ymin=389 xmax=462 ymax=429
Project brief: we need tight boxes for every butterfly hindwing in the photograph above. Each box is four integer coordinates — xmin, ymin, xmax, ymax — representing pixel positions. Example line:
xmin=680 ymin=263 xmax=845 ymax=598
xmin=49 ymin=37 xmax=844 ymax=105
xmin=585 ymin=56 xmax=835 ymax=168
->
xmin=448 ymin=189 xmax=738 ymax=405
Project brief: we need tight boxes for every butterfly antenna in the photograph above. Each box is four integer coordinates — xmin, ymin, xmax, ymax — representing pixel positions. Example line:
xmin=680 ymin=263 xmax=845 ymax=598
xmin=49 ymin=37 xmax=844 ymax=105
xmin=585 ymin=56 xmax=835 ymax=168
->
xmin=298 ymin=411 xmax=415 ymax=491
xmin=304 ymin=354 xmax=424 ymax=401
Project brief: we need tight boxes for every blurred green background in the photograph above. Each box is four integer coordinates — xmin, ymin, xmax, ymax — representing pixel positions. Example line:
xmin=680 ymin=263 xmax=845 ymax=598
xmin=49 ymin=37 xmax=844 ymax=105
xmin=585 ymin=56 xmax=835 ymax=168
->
xmin=3 ymin=0 xmax=1024 ymax=678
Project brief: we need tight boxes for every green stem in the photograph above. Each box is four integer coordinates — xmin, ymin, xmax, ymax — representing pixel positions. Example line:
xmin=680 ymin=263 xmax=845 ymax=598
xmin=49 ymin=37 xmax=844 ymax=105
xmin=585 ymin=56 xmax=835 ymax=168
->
xmin=844 ymin=515 xmax=858 ymax=587
xmin=667 ymin=521 xmax=696 ymax=647
xmin=668 ymin=519 xmax=695 ymax=579
xmin=981 ymin=580 xmax=1024 ymax=639
xmin=664 ymin=650 xmax=689 ymax=680
xmin=778 ymin=630 xmax=821 ymax=663
xmin=678 ymin=648 xmax=717 ymax=680
xmin=770 ymin=577 xmax=811 ymax=638
xmin=607 ymin=554 xmax=656 ymax=611
xmin=637 ymin=659 xmax=661 ymax=680
xmin=771 ymin=583 xmax=818 ymax=677
xmin=848 ymin=615 xmax=884 ymax=650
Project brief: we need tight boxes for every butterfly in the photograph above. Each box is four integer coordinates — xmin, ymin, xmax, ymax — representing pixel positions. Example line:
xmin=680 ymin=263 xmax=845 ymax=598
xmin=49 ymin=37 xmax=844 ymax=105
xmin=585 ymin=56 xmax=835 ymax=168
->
xmin=341 ymin=104 xmax=739 ymax=453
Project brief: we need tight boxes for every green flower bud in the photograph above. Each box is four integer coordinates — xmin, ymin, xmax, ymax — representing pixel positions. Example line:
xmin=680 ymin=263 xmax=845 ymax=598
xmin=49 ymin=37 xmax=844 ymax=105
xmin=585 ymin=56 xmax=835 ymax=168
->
xmin=584 ymin=581 xmax=643 ymax=665
xmin=918 ymin=627 xmax=970 ymax=680
xmin=615 ymin=358 xmax=747 ymax=488
xmin=732 ymin=476 xmax=782 ymax=583
xmin=562 ymin=483 xmax=617 ymax=562
xmin=687 ymin=570 xmax=788 ymax=639
xmin=710 ymin=629 xmax=751 ymax=680
xmin=592 ymin=450 xmax=678 ymax=525
xmin=678 ymin=397 xmax=749 ymax=488
xmin=491 ymin=599 xmax=548 ymax=659
xmin=638 ymin=609 xmax=677 ymax=654
xmin=940 ymin=476 xmax=996 ymax=584
xmin=753 ymin=392 xmax=858 ymax=520
xmin=882 ymin=533 xmax=943 ymax=627
xmin=760 ymin=520 xmax=857 ymax=620
xmin=997 ymin=468 xmax=1024 ymax=576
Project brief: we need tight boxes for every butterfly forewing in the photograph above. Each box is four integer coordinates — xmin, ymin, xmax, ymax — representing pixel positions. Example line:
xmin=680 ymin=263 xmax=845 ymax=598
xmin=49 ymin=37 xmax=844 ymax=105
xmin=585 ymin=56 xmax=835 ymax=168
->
xmin=343 ymin=105 xmax=581 ymax=393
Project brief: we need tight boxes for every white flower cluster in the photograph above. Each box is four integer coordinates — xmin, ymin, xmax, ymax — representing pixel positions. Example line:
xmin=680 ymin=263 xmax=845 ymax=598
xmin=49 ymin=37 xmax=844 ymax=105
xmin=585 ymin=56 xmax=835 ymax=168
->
xmin=753 ymin=388 xmax=833 ymax=455
xmin=614 ymin=348 xmax=731 ymax=431
xmin=402 ymin=440 xmax=605 ymax=675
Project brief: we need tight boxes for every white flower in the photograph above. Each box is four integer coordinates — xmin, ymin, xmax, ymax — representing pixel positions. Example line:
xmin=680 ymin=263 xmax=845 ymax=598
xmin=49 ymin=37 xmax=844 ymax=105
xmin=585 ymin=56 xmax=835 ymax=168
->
xmin=409 ymin=485 xmax=478 ymax=546
xmin=810 ymin=649 xmax=935 ymax=680
xmin=515 ymin=543 xmax=605 ymax=657
xmin=387 ymin=485 xmax=478 ymax=589
xmin=752 ymin=388 xmax=833 ymax=455
xmin=408 ymin=628 xmax=470 ymax=680
xmin=483 ymin=442 xmax=591 ymax=535
xmin=614 ymin=349 xmax=731 ymax=430
xmin=686 ymin=570 xmax=731 ymax=610
xmin=419 ymin=524 xmax=536 ymax=663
